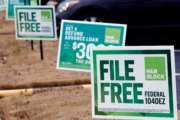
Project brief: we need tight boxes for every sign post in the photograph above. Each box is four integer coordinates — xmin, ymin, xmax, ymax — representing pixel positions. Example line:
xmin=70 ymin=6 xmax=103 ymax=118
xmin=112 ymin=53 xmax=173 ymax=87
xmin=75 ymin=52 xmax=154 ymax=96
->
xmin=31 ymin=40 xmax=34 ymax=51
xmin=40 ymin=40 xmax=43 ymax=60
xmin=57 ymin=20 xmax=127 ymax=72
xmin=91 ymin=46 xmax=178 ymax=120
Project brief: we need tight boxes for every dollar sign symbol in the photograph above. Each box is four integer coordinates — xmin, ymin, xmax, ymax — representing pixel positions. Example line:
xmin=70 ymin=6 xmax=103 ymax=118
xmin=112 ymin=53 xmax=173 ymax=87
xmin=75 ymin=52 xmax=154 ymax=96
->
xmin=72 ymin=42 xmax=77 ymax=50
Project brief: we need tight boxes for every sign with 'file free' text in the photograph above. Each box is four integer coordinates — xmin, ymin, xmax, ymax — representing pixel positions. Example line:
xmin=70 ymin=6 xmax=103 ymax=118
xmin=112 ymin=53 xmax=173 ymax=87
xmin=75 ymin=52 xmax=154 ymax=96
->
xmin=91 ymin=46 xmax=178 ymax=120
xmin=15 ymin=6 xmax=57 ymax=40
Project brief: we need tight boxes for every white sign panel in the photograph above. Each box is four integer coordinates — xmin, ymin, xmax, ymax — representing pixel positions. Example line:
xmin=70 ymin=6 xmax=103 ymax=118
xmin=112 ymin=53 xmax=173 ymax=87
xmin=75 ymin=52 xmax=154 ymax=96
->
xmin=91 ymin=46 xmax=178 ymax=120
xmin=15 ymin=6 xmax=57 ymax=40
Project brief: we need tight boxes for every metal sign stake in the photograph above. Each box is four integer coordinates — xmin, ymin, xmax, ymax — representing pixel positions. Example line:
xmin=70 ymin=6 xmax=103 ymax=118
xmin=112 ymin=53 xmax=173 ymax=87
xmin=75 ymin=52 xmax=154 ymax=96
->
xmin=40 ymin=40 xmax=44 ymax=60
xmin=31 ymin=40 xmax=34 ymax=51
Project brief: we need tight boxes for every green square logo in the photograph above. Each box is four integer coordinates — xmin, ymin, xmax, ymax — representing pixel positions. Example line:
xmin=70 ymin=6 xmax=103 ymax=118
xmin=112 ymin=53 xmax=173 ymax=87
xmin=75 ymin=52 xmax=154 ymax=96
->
xmin=30 ymin=0 xmax=38 ymax=5
xmin=145 ymin=57 xmax=166 ymax=80
xmin=41 ymin=10 xmax=51 ymax=22
xmin=105 ymin=28 xmax=121 ymax=44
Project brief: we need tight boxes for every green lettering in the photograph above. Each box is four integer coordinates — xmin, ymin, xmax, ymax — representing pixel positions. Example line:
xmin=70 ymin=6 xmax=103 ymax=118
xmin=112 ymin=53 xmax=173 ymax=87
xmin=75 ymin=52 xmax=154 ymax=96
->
xmin=100 ymin=60 xmax=109 ymax=80
xmin=31 ymin=12 xmax=36 ymax=22
xmin=123 ymin=83 xmax=133 ymax=103
xmin=20 ymin=23 xmax=25 ymax=32
xmin=36 ymin=23 xmax=40 ymax=32
xmin=115 ymin=60 xmax=125 ymax=80
xmin=111 ymin=83 xmax=121 ymax=103
xmin=19 ymin=12 xmax=24 ymax=21
xmin=101 ymin=83 xmax=110 ymax=103
xmin=134 ymin=83 xmax=144 ymax=104
xmin=110 ymin=60 xmax=114 ymax=80
xmin=125 ymin=60 xmax=135 ymax=80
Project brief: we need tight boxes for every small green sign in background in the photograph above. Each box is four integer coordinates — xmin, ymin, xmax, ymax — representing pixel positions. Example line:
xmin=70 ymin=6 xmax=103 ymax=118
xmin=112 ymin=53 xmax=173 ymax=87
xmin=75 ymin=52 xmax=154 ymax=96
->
xmin=57 ymin=20 xmax=127 ymax=72
xmin=7 ymin=0 xmax=40 ymax=20
xmin=15 ymin=6 xmax=57 ymax=40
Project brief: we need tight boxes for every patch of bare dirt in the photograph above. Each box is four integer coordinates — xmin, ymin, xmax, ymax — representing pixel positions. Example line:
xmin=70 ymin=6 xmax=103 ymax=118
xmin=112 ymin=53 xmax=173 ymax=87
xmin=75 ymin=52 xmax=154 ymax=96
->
xmin=0 ymin=12 xmax=94 ymax=120
xmin=0 ymin=17 xmax=90 ymax=89
xmin=0 ymin=105 xmax=9 ymax=120
xmin=0 ymin=86 xmax=93 ymax=120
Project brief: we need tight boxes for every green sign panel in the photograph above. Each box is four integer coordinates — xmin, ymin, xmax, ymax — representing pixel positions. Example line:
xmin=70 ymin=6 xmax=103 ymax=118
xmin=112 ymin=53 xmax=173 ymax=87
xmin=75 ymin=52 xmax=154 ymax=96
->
xmin=57 ymin=20 xmax=127 ymax=72
xmin=6 ymin=0 xmax=40 ymax=20
xmin=15 ymin=6 xmax=57 ymax=40
xmin=91 ymin=46 xmax=178 ymax=120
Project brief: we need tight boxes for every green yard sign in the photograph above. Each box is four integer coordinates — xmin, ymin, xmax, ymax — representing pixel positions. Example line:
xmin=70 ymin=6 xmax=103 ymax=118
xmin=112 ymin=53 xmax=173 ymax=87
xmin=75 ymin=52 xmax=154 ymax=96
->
xmin=6 ymin=0 xmax=41 ymax=20
xmin=91 ymin=46 xmax=178 ymax=120
xmin=15 ymin=6 xmax=57 ymax=40
xmin=57 ymin=20 xmax=127 ymax=72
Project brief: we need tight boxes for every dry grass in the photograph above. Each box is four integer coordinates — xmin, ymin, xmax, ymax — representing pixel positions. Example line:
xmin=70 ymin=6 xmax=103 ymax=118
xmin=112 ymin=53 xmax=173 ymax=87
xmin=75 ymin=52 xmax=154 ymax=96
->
xmin=0 ymin=86 xmax=92 ymax=120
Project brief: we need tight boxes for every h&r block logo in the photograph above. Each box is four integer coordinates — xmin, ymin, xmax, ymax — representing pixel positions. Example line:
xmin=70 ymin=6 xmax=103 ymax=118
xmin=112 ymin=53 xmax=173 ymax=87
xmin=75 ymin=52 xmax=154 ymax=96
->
xmin=30 ymin=0 xmax=38 ymax=5
xmin=145 ymin=57 xmax=166 ymax=80
xmin=105 ymin=28 xmax=121 ymax=44
xmin=41 ymin=10 xmax=51 ymax=22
